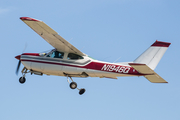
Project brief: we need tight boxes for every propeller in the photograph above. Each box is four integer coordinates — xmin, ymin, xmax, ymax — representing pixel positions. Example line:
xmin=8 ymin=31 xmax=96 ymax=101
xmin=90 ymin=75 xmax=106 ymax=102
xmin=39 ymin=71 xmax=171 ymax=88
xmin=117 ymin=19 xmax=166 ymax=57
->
xmin=15 ymin=43 xmax=27 ymax=75
xmin=16 ymin=60 xmax=21 ymax=75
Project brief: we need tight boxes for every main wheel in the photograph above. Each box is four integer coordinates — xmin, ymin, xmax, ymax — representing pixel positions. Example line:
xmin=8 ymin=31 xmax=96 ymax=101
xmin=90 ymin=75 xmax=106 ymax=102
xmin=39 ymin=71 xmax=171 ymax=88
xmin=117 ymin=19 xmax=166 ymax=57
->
xmin=19 ymin=77 xmax=26 ymax=84
xmin=79 ymin=88 xmax=86 ymax=95
xmin=70 ymin=82 xmax=77 ymax=89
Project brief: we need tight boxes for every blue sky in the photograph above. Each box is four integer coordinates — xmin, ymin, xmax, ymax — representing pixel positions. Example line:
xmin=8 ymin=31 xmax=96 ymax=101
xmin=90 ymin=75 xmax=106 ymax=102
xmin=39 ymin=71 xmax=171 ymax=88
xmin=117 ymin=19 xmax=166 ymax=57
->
xmin=0 ymin=0 xmax=180 ymax=120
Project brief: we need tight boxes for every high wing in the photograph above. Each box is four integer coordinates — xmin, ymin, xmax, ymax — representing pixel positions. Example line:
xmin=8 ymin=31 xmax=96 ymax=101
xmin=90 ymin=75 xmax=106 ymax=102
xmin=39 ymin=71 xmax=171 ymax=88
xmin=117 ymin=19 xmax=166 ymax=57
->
xmin=20 ymin=17 xmax=85 ymax=56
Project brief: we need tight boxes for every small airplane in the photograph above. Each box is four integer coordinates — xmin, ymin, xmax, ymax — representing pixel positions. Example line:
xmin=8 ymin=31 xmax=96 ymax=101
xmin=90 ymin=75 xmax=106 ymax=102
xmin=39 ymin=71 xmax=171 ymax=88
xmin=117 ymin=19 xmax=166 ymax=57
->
xmin=15 ymin=17 xmax=171 ymax=95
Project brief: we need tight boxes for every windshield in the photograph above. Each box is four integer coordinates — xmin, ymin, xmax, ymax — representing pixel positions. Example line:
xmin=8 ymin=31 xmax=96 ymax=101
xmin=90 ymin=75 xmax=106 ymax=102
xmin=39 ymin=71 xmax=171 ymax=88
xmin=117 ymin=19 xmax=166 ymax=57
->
xmin=39 ymin=49 xmax=52 ymax=56
xmin=46 ymin=49 xmax=64 ymax=59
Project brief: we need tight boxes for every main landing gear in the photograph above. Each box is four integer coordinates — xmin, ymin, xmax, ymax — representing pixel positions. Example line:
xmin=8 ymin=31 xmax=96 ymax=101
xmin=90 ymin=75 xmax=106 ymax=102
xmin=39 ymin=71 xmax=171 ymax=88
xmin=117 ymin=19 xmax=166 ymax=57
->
xmin=67 ymin=76 xmax=86 ymax=95
xmin=18 ymin=67 xmax=86 ymax=95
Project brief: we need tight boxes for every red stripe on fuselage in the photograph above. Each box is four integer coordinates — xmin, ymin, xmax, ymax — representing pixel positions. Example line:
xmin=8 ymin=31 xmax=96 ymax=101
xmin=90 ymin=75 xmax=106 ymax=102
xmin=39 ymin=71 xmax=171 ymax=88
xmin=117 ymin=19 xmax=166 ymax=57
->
xmin=21 ymin=57 xmax=145 ymax=76
xmin=22 ymin=53 xmax=40 ymax=56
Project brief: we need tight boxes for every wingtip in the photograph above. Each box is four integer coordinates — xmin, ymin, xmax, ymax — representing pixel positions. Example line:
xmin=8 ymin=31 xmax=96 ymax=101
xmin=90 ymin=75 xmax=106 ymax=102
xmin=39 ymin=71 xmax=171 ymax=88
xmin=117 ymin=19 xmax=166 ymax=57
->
xmin=20 ymin=17 xmax=41 ymax=22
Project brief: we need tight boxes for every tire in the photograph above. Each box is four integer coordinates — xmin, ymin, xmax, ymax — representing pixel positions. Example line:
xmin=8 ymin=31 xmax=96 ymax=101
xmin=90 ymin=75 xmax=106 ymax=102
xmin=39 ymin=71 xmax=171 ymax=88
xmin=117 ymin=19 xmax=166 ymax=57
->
xmin=70 ymin=82 xmax=77 ymax=89
xmin=19 ymin=77 xmax=26 ymax=84
xmin=79 ymin=88 xmax=85 ymax=95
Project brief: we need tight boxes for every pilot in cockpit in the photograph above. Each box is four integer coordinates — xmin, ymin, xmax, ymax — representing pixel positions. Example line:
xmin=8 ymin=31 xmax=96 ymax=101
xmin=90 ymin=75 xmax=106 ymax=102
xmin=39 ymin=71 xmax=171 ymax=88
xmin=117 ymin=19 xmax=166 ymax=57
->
xmin=54 ymin=51 xmax=64 ymax=58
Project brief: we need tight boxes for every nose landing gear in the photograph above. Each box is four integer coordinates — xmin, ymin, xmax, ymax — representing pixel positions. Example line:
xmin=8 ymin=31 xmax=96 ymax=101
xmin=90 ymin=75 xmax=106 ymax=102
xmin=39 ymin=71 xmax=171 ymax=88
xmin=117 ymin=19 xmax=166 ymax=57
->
xmin=67 ymin=76 xmax=86 ymax=95
xmin=18 ymin=67 xmax=29 ymax=84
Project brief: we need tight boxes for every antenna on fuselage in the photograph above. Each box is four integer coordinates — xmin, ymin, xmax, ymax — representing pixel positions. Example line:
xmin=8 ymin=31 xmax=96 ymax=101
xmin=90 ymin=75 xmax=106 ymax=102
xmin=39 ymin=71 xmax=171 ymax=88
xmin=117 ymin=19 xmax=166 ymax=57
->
xmin=68 ymin=38 xmax=73 ymax=42
xmin=113 ymin=57 xmax=121 ymax=63
xmin=22 ymin=42 xmax=28 ymax=53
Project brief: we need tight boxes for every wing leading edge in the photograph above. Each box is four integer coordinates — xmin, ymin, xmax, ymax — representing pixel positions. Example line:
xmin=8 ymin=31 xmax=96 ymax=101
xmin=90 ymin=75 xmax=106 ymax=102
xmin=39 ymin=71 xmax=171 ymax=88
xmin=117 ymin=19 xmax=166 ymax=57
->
xmin=20 ymin=17 xmax=85 ymax=56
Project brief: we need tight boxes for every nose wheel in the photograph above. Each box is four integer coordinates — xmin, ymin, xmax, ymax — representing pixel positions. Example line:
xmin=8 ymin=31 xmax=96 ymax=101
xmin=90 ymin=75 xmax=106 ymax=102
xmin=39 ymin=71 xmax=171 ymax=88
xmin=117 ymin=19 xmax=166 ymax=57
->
xmin=19 ymin=77 xmax=26 ymax=84
xmin=18 ymin=67 xmax=30 ymax=84
xmin=67 ymin=76 xmax=86 ymax=95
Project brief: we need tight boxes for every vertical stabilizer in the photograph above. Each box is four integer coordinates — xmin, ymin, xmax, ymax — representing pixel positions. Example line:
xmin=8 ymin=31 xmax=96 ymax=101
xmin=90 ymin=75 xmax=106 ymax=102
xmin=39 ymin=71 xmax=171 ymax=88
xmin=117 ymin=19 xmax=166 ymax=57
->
xmin=134 ymin=40 xmax=171 ymax=70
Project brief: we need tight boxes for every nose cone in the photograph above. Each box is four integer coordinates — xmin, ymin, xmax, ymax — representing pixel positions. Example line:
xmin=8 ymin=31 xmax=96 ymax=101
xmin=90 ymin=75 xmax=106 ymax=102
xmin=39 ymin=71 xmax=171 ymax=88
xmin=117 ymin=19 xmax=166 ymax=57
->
xmin=15 ymin=55 xmax=21 ymax=60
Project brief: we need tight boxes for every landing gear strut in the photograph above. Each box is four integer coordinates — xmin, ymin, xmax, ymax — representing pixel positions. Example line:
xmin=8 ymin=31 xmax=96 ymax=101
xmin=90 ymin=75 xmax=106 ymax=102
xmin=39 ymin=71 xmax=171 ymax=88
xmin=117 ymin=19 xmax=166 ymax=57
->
xmin=67 ymin=76 xmax=86 ymax=95
xmin=18 ymin=68 xmax=86 ymax=95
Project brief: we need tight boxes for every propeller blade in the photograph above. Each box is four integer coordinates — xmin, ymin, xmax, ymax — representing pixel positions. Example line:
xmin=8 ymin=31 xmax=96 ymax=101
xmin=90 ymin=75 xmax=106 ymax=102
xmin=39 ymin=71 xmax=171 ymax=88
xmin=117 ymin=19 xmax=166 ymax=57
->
xmin=16 ymin=60 xmax=21 ymax=75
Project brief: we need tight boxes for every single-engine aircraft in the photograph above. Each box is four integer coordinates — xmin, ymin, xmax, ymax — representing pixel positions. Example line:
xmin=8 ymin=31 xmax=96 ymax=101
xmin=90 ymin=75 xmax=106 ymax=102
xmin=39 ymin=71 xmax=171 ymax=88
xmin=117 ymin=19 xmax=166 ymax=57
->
xmin=15 ymin=17 xmax=171 ymax=95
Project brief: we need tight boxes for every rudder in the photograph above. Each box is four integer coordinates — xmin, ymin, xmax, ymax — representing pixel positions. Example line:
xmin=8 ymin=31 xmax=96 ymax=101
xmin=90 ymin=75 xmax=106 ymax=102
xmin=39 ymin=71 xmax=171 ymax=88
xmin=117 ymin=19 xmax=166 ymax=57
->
xmin=134 ymin=40 xmax=171 ymax=70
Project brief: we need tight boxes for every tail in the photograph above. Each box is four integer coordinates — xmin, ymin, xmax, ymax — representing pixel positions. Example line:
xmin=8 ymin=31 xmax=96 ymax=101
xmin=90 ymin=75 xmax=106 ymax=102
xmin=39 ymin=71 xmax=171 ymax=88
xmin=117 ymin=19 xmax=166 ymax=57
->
xmin=128 ymin=40 xmax=171 ymax=83
xmin=134 ymin=40 xmax=171 ymax=70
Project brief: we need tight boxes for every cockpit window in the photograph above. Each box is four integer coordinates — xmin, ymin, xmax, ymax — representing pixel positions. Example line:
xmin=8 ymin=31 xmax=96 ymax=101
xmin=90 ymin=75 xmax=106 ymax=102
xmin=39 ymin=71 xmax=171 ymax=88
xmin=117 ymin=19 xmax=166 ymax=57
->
xmin=47 ymin=51 xmax=64 ymax=59
xmin=67 ymin=53 xmax=84 ymax=60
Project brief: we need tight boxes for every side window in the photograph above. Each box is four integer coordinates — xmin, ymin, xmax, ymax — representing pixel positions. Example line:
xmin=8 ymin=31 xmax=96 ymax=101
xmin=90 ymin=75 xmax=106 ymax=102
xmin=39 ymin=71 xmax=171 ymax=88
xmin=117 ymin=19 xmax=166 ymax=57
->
xmin=47 ymin=51 xmax=64 ymax=59
xmin=67 ymin=53 xmax=84 ymax=60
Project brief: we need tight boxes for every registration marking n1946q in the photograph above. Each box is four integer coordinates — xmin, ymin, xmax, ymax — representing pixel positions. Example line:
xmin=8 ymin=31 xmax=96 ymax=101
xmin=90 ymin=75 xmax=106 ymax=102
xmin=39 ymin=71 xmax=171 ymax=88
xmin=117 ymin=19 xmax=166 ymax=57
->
xmin=101 ymin=64 xmax=130 ymax=73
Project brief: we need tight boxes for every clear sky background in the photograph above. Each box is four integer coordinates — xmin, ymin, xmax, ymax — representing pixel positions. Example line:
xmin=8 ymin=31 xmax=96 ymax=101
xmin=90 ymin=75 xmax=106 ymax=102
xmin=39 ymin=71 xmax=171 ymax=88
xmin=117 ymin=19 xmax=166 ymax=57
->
xmin=0 ymin=0 xmax=180 ymax=120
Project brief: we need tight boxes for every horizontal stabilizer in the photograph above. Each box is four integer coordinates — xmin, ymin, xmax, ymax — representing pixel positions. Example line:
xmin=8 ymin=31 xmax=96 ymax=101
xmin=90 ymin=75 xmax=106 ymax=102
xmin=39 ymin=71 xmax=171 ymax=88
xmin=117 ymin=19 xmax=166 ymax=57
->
xmin=144 ymin=74 xmax=167 ymax=83
xmin=129 ymin=63 xmax=154 ymax=74
xmin=129 ymin=63 xmax=168 ymax=83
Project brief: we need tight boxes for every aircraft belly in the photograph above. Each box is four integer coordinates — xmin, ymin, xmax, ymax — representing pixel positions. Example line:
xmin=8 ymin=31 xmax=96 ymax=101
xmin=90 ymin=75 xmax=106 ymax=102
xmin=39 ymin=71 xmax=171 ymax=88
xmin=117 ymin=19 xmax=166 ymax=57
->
xmin=85 ymin=69 xmax=97 ymax=77
xmin=42 ymin=63 xmax=64 ymax=76
xmin=92 ymin=69 xmax=135 ymax=78
xmin=63 ymin=66 xmax=78 ymax=74
xmin=94 ymin=70 xmax=116 ymax=77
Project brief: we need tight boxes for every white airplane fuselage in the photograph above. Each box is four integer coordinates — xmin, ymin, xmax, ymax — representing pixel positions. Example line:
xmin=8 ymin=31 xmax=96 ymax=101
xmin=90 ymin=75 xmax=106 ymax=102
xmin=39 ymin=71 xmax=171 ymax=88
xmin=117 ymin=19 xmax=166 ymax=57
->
xmin=19 ymin=52 xmax=142 ymax=79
